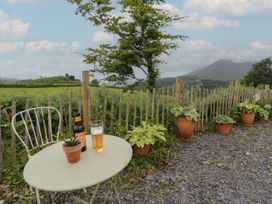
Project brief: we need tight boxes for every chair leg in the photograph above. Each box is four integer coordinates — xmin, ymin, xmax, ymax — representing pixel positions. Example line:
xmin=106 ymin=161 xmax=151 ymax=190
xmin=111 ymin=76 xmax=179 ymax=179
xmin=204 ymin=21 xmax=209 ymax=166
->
xmin=35 ymin=188 xmax=41 ymax=204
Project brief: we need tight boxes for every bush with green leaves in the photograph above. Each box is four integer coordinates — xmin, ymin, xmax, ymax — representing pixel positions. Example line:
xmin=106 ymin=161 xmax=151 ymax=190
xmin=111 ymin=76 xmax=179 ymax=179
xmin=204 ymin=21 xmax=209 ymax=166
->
xmin=256 ymin=98 xmax=272 ymax=119
xmin=125 ymin=122 xmax=166 ymax=148
xmin=236 ymin=102 xmax=260 ymax=114
xmin=170 ymin=105 xmax=199 ymax=122
xmin=213 ymin=115 xmax=236 ymax=124
xmin=256 ymin=106 xmax=269 ymax=119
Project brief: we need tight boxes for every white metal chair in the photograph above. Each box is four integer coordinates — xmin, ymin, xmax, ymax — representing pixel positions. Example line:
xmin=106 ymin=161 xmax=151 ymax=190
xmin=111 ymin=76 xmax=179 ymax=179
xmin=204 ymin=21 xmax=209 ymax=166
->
xmin=11 ymin=106 xmax=61 ymax=203
xmin=11 ymin=106 xmax=61 ymax=159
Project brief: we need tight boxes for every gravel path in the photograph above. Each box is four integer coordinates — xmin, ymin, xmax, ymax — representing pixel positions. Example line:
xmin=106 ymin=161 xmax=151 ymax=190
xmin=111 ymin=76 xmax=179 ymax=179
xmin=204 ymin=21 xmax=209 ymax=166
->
xmin=118 ymin=123 xmax=272 ymax=204
xmin=4 ymin=123 xmax=272 ymax=203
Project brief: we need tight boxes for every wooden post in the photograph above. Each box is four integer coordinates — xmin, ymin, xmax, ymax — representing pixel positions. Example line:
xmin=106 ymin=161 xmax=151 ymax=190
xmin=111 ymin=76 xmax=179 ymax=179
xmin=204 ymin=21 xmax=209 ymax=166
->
xmin=233 ymin=80 xmax=240 ymax=105
xmin=11 ymin=100 xmax=17 ymax=169
xmin=0 ymin=103 xmax=3 ymax=181
xmin=82 ymin=71 xmax=90 ymax=133
xmin=175 ymin=76 xmax=182 ymax=105
xmin=265 ymin=84 xmax=270 ymax=99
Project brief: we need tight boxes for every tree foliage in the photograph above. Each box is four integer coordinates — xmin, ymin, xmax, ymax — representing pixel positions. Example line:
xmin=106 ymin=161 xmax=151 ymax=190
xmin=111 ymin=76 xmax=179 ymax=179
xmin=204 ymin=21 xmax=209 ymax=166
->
xmin=67 ymin=0 xmax=186 ymax=90
xmin=243 ymin=57 xmax=272 ymax=87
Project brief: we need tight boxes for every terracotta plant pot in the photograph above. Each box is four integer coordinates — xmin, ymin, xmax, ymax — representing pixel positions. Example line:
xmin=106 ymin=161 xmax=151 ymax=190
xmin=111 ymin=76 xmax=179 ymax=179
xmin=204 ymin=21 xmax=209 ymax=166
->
xmin=133 ymin=144 xmax=151 ymax=156
xmin=216 ymin=123 xmax=232 ymax=135
xmin=176 ymin=117 xmax=195 ymax=141
xmin=63 ymin=142 xmax=82 ymax=164
xmin=241 ymin=113 xmax=255 ymax=127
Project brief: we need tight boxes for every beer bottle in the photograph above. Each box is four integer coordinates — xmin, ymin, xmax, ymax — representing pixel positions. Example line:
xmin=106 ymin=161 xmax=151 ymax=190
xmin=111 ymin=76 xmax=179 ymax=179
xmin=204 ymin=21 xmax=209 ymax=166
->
xmin=73 ymin=113 xmax=87 ymax=152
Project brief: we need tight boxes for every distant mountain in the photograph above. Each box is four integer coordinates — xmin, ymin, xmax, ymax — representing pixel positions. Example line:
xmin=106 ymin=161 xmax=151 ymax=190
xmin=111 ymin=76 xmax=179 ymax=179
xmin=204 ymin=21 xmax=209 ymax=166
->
xmin=186 ymin=60 xmax=253 ymax=81
xmin=155 ymin=76 xmax=230 ymax=89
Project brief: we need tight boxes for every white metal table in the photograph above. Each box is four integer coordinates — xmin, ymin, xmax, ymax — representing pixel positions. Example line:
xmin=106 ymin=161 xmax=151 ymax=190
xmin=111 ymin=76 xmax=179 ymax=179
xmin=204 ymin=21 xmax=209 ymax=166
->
xmin=23 ymin=135 xmax=133 ymax=204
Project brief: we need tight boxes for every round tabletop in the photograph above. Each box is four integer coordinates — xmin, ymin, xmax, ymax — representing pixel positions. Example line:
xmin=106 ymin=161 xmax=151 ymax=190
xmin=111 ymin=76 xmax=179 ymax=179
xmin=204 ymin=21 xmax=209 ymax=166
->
xmin=23 ymin=135 xmax=133 ymax=192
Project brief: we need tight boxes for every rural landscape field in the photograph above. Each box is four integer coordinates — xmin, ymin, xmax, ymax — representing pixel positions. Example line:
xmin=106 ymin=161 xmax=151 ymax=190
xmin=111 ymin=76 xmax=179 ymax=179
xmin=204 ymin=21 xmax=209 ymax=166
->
xmin=1 ymin=0 xmax=272 ymax=203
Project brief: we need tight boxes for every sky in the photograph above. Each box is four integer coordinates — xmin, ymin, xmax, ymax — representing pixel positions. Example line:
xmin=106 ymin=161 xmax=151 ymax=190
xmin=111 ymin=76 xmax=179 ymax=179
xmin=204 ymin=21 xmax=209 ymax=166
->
xmin=0 ymin=0 xmax=272 ymax=80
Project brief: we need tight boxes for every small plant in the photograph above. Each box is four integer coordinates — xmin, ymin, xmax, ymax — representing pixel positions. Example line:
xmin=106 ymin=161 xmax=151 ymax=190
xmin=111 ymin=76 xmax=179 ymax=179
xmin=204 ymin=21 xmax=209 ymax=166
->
xmin=170 ymin=105 xmax=199 ymax=121
xmin=256 ymin=106 xmax=269 ymax=119
xmin=64 ymin=137 xmax=81 ymax=147
xmin=236 ymin=102 xmax=260 ymax=114
xmin=125 ymin=122 xmax=166 ymax=148
xmin=213 ymin=115 xmax=236 ymax=124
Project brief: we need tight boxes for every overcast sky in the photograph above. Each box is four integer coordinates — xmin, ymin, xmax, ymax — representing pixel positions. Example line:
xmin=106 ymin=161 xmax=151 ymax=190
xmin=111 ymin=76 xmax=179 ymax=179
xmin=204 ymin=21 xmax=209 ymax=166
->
xmin=0 ymin=0 xmax=272 ymax=80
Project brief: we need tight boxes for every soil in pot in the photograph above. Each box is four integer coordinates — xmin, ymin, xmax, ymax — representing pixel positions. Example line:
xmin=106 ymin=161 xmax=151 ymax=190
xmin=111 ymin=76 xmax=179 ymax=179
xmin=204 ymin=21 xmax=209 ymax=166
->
xmin=216 ymin=123 xmax=232 ymax=135
xmin=63 ymin=143 xmax=82 ymax=164
xmin=241 ymin=113 xmax=255 ymax=127
xmin=176 ymin=117 xmax=195 ymax=141
xmin=133 ymin=144 xmax=151 ymax=156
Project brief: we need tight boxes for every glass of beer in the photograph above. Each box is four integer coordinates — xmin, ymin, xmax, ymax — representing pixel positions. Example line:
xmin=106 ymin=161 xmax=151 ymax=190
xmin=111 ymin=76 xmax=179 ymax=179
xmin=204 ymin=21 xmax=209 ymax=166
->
xmin=90 ymin=120 xmax=104 ymax=152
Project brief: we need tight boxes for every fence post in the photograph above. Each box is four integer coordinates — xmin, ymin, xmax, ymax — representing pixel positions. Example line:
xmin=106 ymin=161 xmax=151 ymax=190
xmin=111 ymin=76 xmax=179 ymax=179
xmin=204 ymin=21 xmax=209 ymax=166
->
xmin=175 ymin=76 xmax=182 ymax=105
xmin=11 ymin=100 xmax=17 ymax=169
xmin=0 ymin=103 xmax=3 ymax=181
xmin=264 ymin=84 xmax=270 ymax=99
xmin=82 ymin=71 xmax=90 ymax=133
xmin=233 ymin=80 xmax=240 ymax=105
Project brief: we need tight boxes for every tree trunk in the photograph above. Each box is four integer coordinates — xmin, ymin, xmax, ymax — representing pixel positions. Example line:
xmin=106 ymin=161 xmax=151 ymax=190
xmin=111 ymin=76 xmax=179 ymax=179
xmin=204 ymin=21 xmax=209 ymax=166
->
xmin=147 ymin=61 xmax=156 ymax=92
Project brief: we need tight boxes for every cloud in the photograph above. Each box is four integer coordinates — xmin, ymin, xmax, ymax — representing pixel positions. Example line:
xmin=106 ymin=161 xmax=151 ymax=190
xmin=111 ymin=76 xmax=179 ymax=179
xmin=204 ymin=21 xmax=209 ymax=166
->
xmin=92 ymin=31 xmax=113 ymax=43
xmin=184 ymin=0 xmax=272 ymax=16
xmin=5 ymin=0 xmax=56 ymax=3
xmin=159 ymin=39 xmax=267 ymax=76
xmin=0 ymin=41 xmax=81 ymax=54
xmin=0 ymin=42 xmax=24 ymax=53
xmin=251 ymin=41 xmax=272 ymax=51
xmin=0 ymin=10 xmax=30 ymax=40
xmin=175 ymin=12 xmax=239 ymax=29
xmin=0 ymin=59 xmax=15 ymax=66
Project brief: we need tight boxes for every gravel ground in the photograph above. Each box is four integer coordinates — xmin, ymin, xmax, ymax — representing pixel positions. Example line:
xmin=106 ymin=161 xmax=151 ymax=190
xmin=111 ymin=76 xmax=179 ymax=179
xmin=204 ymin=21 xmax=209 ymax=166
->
xmin=118 ymin=122 xmax=272 ymax=204
xmin=3 ymin=123 xmax=272 ymax=204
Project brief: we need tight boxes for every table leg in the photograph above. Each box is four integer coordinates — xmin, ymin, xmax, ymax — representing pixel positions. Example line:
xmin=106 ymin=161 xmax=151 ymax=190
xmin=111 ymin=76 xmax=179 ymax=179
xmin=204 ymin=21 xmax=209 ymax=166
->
xmin=113 ymin=182 xmax=121 ymax=204
xmin=89 ymin=183 xmax=100 ymax=204
xmin=35 ymin=188 xmax=41 ymax=204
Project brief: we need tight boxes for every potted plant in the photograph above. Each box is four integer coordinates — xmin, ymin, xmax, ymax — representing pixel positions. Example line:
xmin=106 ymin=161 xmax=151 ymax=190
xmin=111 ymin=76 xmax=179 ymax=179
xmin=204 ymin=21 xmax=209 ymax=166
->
xmin=125 ymin=122 xmax=166 ymax=156
xmin=236 ymin=102 xmax=259 ymax=127
xmin=213 ymin=115 xmax=236 ymax=135
xmin=256 ymin=106 xmax=270 ymax=123
xmin=62 ymin=137 xmax=82 ymax=164
xmin=171 ymin=105 xmax=199 ymax=141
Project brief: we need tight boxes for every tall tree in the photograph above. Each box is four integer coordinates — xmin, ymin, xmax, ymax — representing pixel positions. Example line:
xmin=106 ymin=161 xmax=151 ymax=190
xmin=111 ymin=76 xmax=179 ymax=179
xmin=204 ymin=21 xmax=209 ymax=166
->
xmin=243 ymin=57 xmax=272 ymax=87
xmin=67 ymin=0 xmax=186 ymax=90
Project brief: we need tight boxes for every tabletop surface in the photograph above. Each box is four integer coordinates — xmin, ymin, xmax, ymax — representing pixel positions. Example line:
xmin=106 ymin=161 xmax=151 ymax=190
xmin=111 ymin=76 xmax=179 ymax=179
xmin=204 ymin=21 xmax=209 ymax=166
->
xmin=23 ymin=135 xmax=133 ymax=192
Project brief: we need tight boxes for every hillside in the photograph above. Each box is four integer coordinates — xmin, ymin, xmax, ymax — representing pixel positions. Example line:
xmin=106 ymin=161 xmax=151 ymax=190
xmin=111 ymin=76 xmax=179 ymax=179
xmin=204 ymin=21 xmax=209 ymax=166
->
xmin=186 ymin=60 xmax=253 ymax=81
xmin=156 ymin=76 xmax=230 ymax=89
xmin=0 ymin=76 xmax=81 ymax=87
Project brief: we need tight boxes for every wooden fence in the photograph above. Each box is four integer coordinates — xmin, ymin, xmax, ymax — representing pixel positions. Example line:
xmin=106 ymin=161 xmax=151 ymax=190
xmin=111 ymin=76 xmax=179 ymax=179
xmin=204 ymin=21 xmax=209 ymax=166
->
xmin=0 ymin=74 xmax=272 ymax=181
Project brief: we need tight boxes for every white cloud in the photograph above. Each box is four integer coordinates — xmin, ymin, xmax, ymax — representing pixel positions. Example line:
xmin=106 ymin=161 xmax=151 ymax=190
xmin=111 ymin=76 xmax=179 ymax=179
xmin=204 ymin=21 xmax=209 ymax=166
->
xmin=159 ymin=39 xmax=268 ymax=76
xmin=181 ymin=40 xmax=216 ymax=51
xmin=184 ymin=0 xmax=272 ymax=16
xmin=0 ymin=59 xmax=15 ymax=66
xmin=0 ymin=41 xmax=81 ymax=54
xmin=251 ymin=41 xmax=272 ymax=51
xmin=0 ymin=10 xmax=30 ymax=40
xmin=0 ymin=42 xmax=24 ymax=53
xmin=175 ymin=12 xmax=239 ymax=29
xmin=92 ymin=31 xmax=113 ymax=43
xmin=5 ymin=0 xmax=55 ymax=3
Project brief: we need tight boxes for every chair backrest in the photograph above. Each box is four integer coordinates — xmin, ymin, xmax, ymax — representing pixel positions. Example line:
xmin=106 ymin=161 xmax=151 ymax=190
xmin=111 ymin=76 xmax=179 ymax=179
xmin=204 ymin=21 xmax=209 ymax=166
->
xmin=11 ymin=106 xmax=61 ymax=159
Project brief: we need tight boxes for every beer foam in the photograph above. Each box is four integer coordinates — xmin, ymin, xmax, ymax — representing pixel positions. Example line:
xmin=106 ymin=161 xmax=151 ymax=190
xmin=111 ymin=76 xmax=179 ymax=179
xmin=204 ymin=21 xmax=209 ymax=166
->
xmin=91 ymin=127 xmax=103 ymax=135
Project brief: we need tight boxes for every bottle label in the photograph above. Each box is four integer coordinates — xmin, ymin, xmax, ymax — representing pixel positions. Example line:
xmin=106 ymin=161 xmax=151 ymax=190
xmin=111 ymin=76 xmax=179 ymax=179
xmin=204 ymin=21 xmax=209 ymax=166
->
xmin=75 ymin=131 xmax=86 ymax=147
